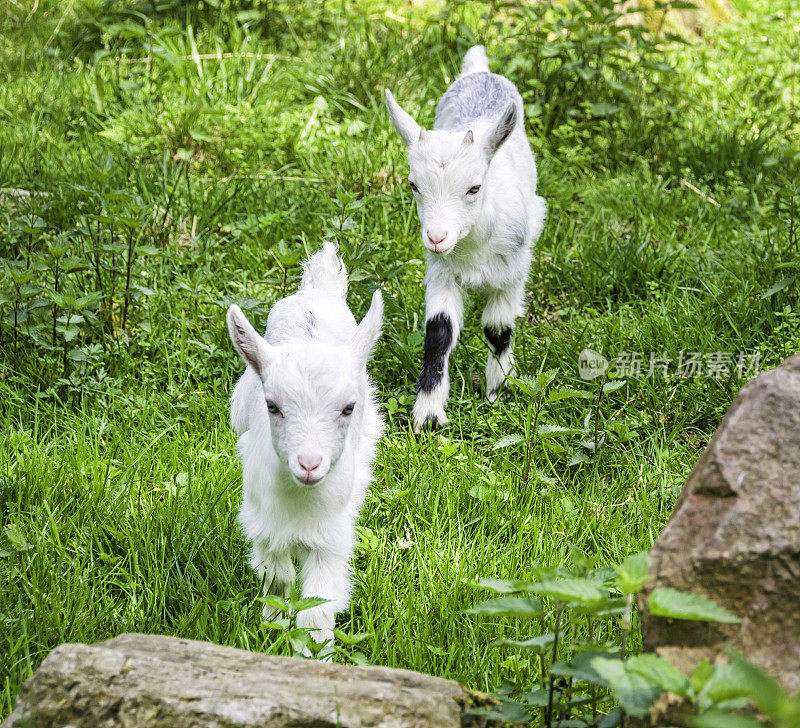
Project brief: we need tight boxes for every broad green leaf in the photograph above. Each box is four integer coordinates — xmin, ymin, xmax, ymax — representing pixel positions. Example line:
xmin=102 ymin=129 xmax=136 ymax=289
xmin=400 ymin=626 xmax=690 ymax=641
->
xmin=759 ymin=278 xmax=793 ymax=299
xmin=603 ymin=379 xmax=626 ymax=393
xmin=466 ymin=699 xmax=529 ymax=724
xmin=492 ymin=434 xmax=522 ymax=450
xmin=518 ymin=687 xmax=549 ymax=707
xmin=599 ymin=707 xmax=622 ymax=728
xmin=467 ymin=596 xmax=544 ymax=618
xmin=590 ymin=657 xmax=661 ymax=718
xmin=691 ymin=660 xmax=715 ymax=694
xmin=530 ymin=578 xmax=607 ymax=605
xmin=287 ymin=627 xmax=311 ymax=654
xmin=4 ymin=524 xmax=32 ymax=551
xmin=291 ymin=596 xmax=328 ymax=612
xmin=551 ymin=650 xmax=612 ymax=686
xmin=509 ymin=375 xmax=540 ymax=398
xmin=333 ymin=629 xmax=372 ymax=646
xmin=698 ymin=663 xmax=751 ymax=705
xmin=548 ymin=388 xmax=593 ymax=402
xmin=538 ymin=424 xmax=579 ymax=438
xmin=691 ymin=713 xmax=762 ymax=728
xmin=613 ymin=552 xmax=651 ymax=595
xmin=494 ymin=632 xmax=556 ymax=654
xmin=727 ymin=650 xmax=788 ymax=721
xmin=648 ymin=588 xmax=741 ymax=623
xmin=256 ymin=595 xmax=289 ymax=613
xmin=625 ymin=654 xmax=689 ymax=696
xmin=469 ymin=577 xmax=535 ymax=594
xmin=568 ymin=450 xmax=591 ymax=466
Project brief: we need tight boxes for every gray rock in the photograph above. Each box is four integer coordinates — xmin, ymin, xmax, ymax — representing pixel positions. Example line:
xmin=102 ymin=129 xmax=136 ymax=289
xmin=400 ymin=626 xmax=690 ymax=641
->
xmin=639 ymin=353 xmax=800 ymax=692
xmin=3 ymin=633 xmax=497 ymax=728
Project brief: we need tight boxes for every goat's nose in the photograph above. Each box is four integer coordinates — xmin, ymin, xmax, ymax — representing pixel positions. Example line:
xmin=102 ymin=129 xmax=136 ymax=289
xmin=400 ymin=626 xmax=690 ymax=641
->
xmin=426 ymin=228 xmax=447 ymax=246
xmin=298 ymin=452 xmax=323 ymax=475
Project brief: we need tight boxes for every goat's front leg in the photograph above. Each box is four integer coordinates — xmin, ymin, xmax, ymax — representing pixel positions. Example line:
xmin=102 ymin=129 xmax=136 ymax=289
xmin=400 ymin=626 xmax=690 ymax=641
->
xmin=296 ymin=548 xmax=352 ymax=656
xmin=412 ymin=276 xmax=464 ymax=432
xmin=251 ymin=542 xmax=296 ymax=622
xmin=482 ymin=279 xmax=525 ymax=402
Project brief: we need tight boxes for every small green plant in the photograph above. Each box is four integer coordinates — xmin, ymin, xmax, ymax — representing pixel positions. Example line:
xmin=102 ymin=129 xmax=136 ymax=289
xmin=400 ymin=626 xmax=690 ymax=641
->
xmin=466 ymin=549 xmax=800 ymax=727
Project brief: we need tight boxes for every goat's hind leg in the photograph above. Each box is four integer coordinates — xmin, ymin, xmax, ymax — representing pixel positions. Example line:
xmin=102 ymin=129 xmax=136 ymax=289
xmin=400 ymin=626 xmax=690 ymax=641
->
xmin=482 ymin=280 xmax=525 ymax=402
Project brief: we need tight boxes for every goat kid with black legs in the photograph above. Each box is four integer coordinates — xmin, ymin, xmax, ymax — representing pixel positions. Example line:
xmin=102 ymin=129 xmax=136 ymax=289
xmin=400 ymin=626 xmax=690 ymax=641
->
xmin=386 ymin=45 xmax=547 ymax=432
xmin=227 ymin=242 xmax=384 ymax=656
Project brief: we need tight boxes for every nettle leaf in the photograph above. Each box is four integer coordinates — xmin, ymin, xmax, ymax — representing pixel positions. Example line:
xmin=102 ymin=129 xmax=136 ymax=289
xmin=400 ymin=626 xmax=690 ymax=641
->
xmin=549 ymin=388 xmax=593 ymax=402
xmin=537 ymin=424 xmax=579 ymax=438
xmin=4 ymin=524 xmax=33 ymax=552
xmin=256 ymin=595 xmax=290 ymax=613
xmin=590 ymin=657 xmax=661 ymax=718
xmin=469 ymin=577 xmax=536 ymax=594
xmin=551 ymin=650 xmax=611 ymax=686
xmin=290 ymin=596 xmax=328 ymax=612
xmin=287 ymin=627 xmax=311 ymax=654
xmin=529 ymin=578 xmax=607 ymax=605
xmin=698 ymin=663 xmax=752 ymax=705
xmin=333 ymin=629 xmax=372 ymax=646
xmin=691 ymin=713 xmax=763 ymax=728
xmin=467 ymin=699 xmax=529 ymax=724
xmin=603 ymin=379 xmax=626 ymax=393
xmin=759 ymin=278 xmax=793 ymax=299
xmin=691 ymin=659 xmax=715 ymax=694
xmin=509 ymin=375 xmax=540 ymax=398
xmin=599 ymin=706 xmax=622 ymax=727
xmin=518 ymin=687 xmax=550 ymax=707
xmin=495 ymin=632 xmax=556 ymax=655
xmin=726 ymin=650 xmax=789 ymax=722
xmin=467 ymin=596 xmax=544 ymax=618
xmin=648 ymin=588 xmax=741 ymax=623
xmin=625 ymin=654 xmax=689 ymax=696
xmin=569 ymin=450 xmax=592 ymax=466
xmin=613 ymin=552 xmax=651 ymax=595
xmin=492 ymin=434 xmax=523 ymax=450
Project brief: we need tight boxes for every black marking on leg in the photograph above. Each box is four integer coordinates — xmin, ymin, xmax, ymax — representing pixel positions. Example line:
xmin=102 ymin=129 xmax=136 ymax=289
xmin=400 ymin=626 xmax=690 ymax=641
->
xmin=421 ymin=415 xmax=440 ymax=431
xmin=417 ymin=313 xmax=453 ymax=393
xmin=484 ymin=325 xmax=513 ymax=356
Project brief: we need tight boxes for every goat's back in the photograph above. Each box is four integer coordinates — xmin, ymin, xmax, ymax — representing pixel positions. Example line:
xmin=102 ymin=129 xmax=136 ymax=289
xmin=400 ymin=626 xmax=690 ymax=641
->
xmin=435 ymin=72 xmax=521 ymax=131
xmin=266 ymin=290 xmax=357 ymax=348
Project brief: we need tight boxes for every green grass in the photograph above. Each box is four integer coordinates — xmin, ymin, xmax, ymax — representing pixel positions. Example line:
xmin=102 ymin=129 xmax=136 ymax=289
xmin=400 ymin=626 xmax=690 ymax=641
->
xmin=1 ymin=0 xmax=798 ymax=719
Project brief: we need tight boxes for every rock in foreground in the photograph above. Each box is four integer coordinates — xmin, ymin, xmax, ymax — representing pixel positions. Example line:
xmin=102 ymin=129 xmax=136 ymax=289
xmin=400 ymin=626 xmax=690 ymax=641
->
xmin=3 ymin=633 xmax=496 ymax=728
xmin=640 ymin=354 xmax=800 ymax=692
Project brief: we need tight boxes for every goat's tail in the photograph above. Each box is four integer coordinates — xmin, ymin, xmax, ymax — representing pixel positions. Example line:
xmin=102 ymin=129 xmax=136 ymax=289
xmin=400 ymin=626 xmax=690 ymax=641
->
xmin=460 ymin=45 xmax=490 ymax=76
xmin=299 ymin=241 xmax=348 ymax=298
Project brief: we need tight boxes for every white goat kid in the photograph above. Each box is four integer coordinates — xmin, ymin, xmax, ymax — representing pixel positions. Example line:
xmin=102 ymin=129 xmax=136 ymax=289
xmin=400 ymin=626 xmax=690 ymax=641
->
xmin=227 ymin=242 xmax=384 ymax=652
xmin=386 ymin=45 xmax=547 ymax=431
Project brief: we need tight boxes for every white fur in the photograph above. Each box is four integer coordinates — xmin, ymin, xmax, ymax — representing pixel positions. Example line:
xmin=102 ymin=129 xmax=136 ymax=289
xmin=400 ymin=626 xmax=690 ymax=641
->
xmin=386 ymin=45 xmax=547 ymax=430
xmin=227 ymin=242 xmax=384 ymax=653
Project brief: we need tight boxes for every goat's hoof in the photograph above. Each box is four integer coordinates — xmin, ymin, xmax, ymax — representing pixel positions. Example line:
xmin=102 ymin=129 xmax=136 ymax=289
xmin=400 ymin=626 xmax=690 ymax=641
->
xmin=413 ymin=415 xmax=442 ymax=433
xmin=487 ymin=382 xmax=510 ymax=403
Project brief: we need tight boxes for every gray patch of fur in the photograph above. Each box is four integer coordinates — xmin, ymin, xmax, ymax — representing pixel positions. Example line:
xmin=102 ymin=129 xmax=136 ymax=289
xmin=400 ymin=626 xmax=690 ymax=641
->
xmin=435 ymin=72 xmax=519 ymax=129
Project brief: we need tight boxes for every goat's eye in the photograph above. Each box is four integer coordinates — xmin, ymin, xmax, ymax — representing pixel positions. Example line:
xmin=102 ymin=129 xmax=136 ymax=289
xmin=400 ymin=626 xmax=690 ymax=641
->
xmin=265 ymin=400 xmax=281 ymax=415
xmin=467 ymin=184 xmax=481 ymax=195
xmin=341 ymin=403 xmax=355 ymax=416
xmin=409 ymin=181 xmax=419 ymax=193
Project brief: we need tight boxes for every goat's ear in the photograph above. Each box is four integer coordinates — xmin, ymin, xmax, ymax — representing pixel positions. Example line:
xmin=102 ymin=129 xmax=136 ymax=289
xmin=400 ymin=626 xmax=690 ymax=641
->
xmin=485 ymin=101 xmax=518 ymax=158
xmin=385 ymin=89 xmax=421 ymax=148
xmin=351 ymin=289 xmax=383 ymax=364
xmin=227 ymin=305 xmax=272 ymax=376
